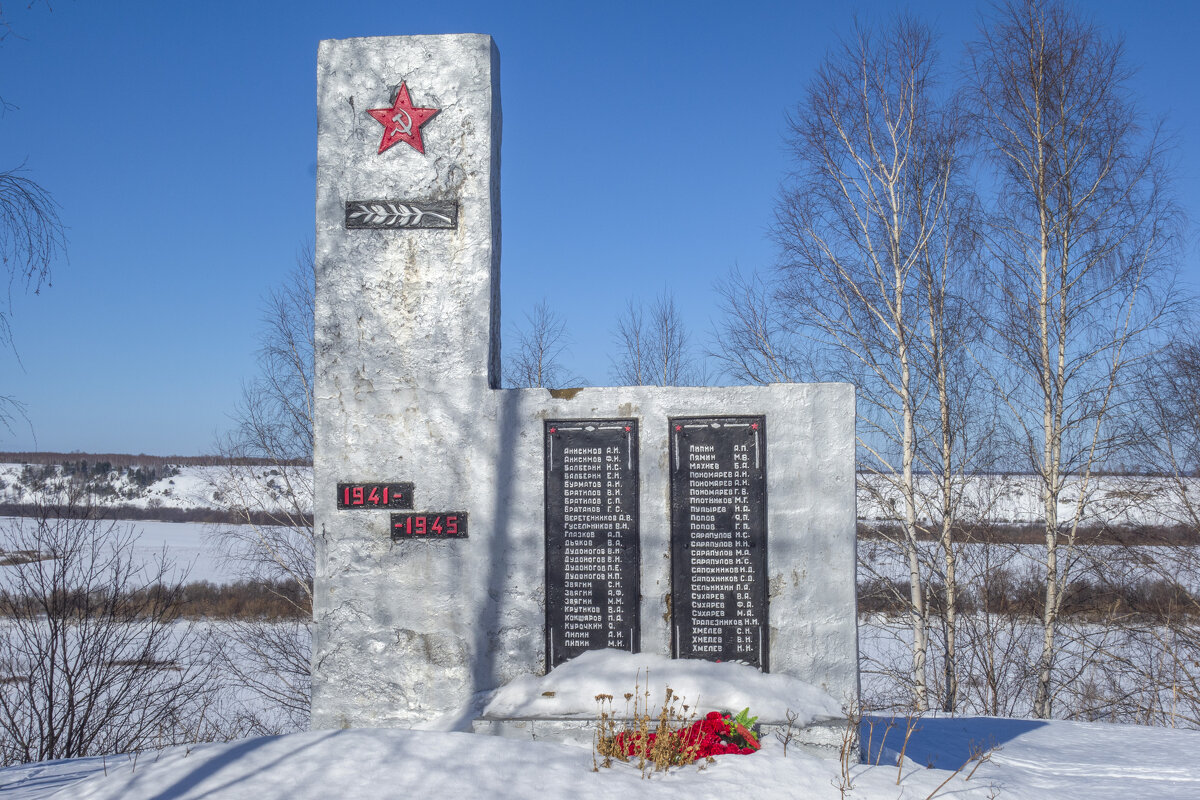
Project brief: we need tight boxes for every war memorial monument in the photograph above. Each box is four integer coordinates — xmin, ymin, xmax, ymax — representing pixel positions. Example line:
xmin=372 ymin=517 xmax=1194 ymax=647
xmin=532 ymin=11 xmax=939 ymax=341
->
xmin=311 ymin=33 xmax=858 ymax=747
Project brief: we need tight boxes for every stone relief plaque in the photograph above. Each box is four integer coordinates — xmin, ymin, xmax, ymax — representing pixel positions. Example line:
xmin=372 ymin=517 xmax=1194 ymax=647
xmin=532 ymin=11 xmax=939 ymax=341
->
xmin=669 ymin=415 xmax=768 ymax=670
xmin=544 ymin=419 xmax=640 ymax=669
xmin=344 ymin=200 xmax=458 ymax=229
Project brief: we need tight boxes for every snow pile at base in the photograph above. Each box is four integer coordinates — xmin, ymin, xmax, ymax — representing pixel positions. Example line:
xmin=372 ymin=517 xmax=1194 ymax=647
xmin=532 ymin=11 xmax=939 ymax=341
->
xmin=7 ymin=716 xmax=1200 ymax=799
xmin=482 ymin=649 xmax=842 ymax=725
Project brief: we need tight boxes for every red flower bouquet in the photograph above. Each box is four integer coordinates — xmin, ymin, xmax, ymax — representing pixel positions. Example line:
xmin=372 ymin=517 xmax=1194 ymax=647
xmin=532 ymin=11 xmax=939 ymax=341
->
xmin=613 ymin=709 xmax=761 ymax=762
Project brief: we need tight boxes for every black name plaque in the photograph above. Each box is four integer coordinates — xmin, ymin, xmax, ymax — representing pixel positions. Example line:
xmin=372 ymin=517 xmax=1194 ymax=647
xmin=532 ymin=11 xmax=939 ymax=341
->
xmin=670 ymin=415 xmax=768 ymax=670
xmin=544 ymin=419 xmax=640 ymax=669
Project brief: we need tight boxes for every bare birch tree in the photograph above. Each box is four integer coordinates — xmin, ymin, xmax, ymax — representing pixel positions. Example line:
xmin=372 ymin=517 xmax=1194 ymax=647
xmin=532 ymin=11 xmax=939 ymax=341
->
xmin=966 ymin=0 xmax=1179 ymax=718
xmin=611 ymin=292 xmax=703 ymax=386
xmin=769 ymin=17 xmax=969 ymax=711
xmin=908 ymin=113 xmax=985 ymax=712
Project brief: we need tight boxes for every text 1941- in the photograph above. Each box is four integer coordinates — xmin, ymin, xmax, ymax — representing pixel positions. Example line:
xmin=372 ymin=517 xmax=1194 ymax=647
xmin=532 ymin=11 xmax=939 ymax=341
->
xmin=336 ymin=482 xmax=414 ymax=510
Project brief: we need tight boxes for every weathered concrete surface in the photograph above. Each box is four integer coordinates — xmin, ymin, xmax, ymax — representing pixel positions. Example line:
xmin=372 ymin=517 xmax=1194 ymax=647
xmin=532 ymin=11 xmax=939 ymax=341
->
xmin=312 ymin=34 xmax=858 ymax=732
xmin=313 ymin=33 xmax=503 ymax=729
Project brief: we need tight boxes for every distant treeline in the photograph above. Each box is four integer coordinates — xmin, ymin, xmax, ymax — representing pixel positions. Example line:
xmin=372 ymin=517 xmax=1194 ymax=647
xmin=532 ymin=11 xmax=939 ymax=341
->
xmin=0 ymin=503 xmax=313 ymax=527
xmin=0 ymin=452 xmax=311 ymax=468
xmin=860 ymin=575 xmax=1200 ymax=622
xmin=0 ymin=579 xmax=311 ymax=620
xmin=858 ymin=522 xmax=1200 ymax=546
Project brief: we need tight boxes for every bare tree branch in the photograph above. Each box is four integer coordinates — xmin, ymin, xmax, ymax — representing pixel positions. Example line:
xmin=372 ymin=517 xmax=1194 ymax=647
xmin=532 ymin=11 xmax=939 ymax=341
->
xmin=503 ymin=299 xmax=582 ymax=389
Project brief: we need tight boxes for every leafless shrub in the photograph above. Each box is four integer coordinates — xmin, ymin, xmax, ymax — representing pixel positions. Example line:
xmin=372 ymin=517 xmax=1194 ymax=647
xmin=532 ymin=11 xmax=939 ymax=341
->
xmin=0 ymin=495 xmax=217 ymax=765
xmin=833 ymin=701 xmax=861 ymax=797
xmin=861 ymin=574 xmax=1200 ymax=621
xmin=209 ymin=619 xmax=312 ymax=735
xmin=773 ymin=707 xmax=799 ymax=756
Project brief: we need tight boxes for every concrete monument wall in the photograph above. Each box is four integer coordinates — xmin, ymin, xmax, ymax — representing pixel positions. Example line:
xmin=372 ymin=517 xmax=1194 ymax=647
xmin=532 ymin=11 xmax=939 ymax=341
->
xmin=312 ymin=33 xmax=858 ymax=731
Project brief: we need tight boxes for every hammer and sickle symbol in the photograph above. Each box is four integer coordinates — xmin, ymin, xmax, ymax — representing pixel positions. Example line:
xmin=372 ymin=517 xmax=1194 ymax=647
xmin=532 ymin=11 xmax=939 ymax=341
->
xmin=390 ymin=108 xmax=414 ymax=135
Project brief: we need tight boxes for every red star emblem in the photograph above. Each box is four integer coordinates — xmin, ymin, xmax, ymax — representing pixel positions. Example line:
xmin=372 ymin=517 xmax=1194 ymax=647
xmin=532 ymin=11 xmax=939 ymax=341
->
xmin=367 ymin=83 xmax=439 ymax=155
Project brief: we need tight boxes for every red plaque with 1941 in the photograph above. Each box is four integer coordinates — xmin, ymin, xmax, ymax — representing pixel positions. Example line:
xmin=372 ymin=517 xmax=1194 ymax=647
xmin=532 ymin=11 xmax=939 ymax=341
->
xmin=337 ymin=482 xmax=414 ymax=510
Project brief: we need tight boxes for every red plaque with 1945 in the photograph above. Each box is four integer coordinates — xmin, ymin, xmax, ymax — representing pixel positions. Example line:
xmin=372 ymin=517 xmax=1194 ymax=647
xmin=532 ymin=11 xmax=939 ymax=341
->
xmin=390 ymin=512 xmax=468 ymax=540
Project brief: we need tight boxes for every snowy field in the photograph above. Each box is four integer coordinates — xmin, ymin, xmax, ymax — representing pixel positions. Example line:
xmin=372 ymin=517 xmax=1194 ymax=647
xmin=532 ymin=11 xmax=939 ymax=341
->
xmin=0 ymin=518 xmax=255 ymax=589
xmin=126 ymin=520 xmax=235 ymax=583
xmin=857 ymin=472 xmax=1198 ymax=528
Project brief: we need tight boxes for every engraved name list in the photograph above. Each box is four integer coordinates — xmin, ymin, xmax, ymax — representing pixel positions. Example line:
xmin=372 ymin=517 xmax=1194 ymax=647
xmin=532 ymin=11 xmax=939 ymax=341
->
xmin=543 ymin=419 xmax=641 ymax=669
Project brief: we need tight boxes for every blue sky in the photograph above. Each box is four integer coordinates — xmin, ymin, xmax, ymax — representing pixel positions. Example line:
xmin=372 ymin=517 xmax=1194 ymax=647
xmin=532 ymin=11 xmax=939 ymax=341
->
xmin=1 ymin=0 xmax=1197 ymax=455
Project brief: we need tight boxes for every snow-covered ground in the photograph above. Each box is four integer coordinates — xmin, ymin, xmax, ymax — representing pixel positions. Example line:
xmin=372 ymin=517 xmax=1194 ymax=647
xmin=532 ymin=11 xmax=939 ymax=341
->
xmin=4 ymin=649 xmax=1198 ymax=797
xmin=127 ymin=520 xmax=236 ymax=583
xmin=4 ymin=466 xmax=1200 ymax=795
xmin=4 ymin=695 xmax=1200 ymax=798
